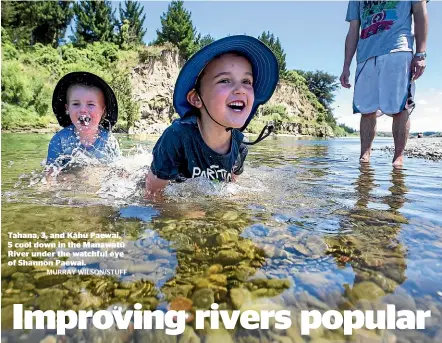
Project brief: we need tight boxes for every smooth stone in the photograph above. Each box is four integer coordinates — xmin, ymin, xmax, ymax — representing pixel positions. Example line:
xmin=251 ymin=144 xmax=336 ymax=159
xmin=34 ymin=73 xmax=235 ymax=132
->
xmin=251 ymin=278 xmax=290 ymax=289
xmin=192 ymin=288 xmax=214 ymax=309
xmin=207 ymin=265 xmax=223 ymax=275
xmin=128 ymin=262 xmax=160 ymax=274
xmin=309 ymin=339 xmax=332 ymax=343
xmin=351 ymin=281 xmax=385 ymax=301
xmin=305 ymin=235 xmax=327 ymax=255
xmin=284 ymin=243 xmax=310 ymax=256
xmin=39 ymin=336 xmax=57 ymax=343
xmin=1 ymin=305 xmax=14 ymax=329
xmin=114 ymin=289 xmax=130 ymax=298
xmin=208 ymin=274 xmax=227 ymax=286
xmin=230 ymin=288 xmax=252 ymax=309
xmin=221 ymin=211 xmax=239 ymax=221
xmin=34 ymin=273 xmax=67 ymax=288
xmin=147 ymin=247 xmax=172 ymax=258
xmin=267 ymin=332 xmax=292 ymax=343
xmin=35 ymin=289 xmax=64 ymax=311
xmin=353 ymin=329 xmax=382 ymax=343
xmin=383 ymin=290 xmax=416 ymax=312
xmin=214 ymin=251 xmax=244 ymax=265
xmin=205 ymin=327 xmax=233 ymax=343
xmin=216 ymin=230 xmax=238 ymax=245
xmin=78 ymin=292 xmax=102 ymax=310
xmin=1 ymin=264 xmax=18 ymax=277
xmin=134 ymin=328 xmax=176 ymax=343
xmin=102 ymin=260 xmax=134 ymax=270
xmin=178 ymin=326 xmax=200 ymax=343
xmin=286 ymin=323 xmax=306 ymax=343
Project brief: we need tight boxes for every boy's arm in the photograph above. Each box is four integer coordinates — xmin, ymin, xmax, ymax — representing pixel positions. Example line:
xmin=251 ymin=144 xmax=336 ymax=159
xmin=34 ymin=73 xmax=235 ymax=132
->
xmin=108 ymin=134 xmax=121 ymax=158
xmin=145 ymin=126 xmax=183 ymax=196
xmin=46 ymin=134 xmax=62 ymax=166
xmin=411 ymin=0 xmax=428 ymax=80
xmin=145 ymin=171 xmax=170 ymax=196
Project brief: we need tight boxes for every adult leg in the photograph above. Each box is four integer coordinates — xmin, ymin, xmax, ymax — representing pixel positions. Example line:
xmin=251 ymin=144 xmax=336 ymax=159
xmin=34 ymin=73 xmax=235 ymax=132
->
xmin=378 ymin=52 xmax=414 ymax=167
xmin=360 ymin=112 xmax=377 ymax=163
xmin=392 ymin=109 xmax=410 ymax=167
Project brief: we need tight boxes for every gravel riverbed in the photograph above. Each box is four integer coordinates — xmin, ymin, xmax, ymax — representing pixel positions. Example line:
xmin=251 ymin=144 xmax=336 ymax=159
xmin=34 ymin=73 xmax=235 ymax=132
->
xmin=377 ymin=137 xmax=442 ymax=161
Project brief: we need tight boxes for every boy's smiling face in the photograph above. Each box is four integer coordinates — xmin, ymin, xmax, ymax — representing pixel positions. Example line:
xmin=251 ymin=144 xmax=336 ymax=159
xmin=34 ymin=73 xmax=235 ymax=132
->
xmin=65 ymin=85 xmax=106 ymax=133
xmin=192 ymin=53 xmax=254 ymax=129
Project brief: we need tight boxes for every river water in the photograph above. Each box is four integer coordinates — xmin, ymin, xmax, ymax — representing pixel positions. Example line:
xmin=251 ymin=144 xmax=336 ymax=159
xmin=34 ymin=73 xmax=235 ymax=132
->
xmin=2 ymin=133 xmax=442 ymax=343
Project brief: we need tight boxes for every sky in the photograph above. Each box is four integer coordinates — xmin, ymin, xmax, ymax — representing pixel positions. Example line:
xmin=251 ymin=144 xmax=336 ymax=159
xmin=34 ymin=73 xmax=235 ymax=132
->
xmin=111 ymin=1 xmax=442 ymax=132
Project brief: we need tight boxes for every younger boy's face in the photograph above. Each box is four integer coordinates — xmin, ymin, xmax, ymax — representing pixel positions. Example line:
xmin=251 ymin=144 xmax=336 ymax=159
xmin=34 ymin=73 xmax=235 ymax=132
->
xmin=65 ymin=85 xmax=106 ymax=133
xmin=198 ymin=54 xmax=254 ymax=129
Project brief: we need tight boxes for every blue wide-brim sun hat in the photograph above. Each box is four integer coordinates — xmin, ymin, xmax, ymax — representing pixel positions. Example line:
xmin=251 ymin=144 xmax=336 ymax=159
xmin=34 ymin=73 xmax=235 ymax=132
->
xmin=173 ymin=35 xmax=280 ymax=131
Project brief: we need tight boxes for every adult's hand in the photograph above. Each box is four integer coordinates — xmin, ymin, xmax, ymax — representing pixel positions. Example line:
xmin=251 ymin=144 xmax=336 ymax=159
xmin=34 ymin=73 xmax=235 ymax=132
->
xmin=411 ymin=56 xmax=426 ymax=81
xmin=340 ymin=67 xmax=351 ymax=88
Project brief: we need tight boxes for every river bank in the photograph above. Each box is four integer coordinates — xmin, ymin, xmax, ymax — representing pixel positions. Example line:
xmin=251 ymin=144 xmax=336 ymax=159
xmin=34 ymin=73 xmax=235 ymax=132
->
xmin=0 ymin=127 xmax=327 ymax=138
xmin=377 ymin=137 xmax=442 ymax=161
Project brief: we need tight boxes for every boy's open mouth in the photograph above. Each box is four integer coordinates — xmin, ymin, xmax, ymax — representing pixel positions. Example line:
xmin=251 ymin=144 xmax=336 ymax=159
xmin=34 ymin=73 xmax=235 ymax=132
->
xmin=227 ymin=101 xmax=246 ymax=112
xmin=79 ymin=115 xmax=91 ymax=126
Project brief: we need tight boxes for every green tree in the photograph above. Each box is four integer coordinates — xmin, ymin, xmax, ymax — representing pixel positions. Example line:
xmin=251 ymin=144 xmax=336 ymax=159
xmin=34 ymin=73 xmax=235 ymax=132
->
xmin=1 ymin=1 xmax=74 ymax=48
xmin=258 ymin=31 xmax=286 ymax=74
xmin=295 ymin=70 xmax=339 ymax=111
xmin=295 ymin=70 xmax=339 ymax=126
xmin=73 ymin=0 xmax=116 ymax=46
xmin=1 ymin=1 xmax=17 ymax=28
xmin=118 ymin=0 xmax=147 ymax=48
xmin=155 ymin=1 xmax=197 ymax=59
xmin=195 ymin=33 xmax=215 ymax=50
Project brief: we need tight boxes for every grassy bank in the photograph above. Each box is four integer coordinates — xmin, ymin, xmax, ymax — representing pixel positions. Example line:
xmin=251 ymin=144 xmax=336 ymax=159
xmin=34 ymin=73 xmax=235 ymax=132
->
xmin=1 ymin=29 xmax=140 ymax=132
xmin=1 ymin=31 xmax=350 ymax=136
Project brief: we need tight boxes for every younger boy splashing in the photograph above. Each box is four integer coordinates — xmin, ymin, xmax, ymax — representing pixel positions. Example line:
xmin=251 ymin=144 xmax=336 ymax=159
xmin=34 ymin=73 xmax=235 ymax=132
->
xmin=46 ymin=72 xmax=120 ymax=172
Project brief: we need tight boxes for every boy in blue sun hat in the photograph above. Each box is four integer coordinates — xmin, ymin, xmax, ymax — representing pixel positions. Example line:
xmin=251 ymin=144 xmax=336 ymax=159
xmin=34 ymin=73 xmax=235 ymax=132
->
xmin=145 ymin=35 xmax=279 ymax=195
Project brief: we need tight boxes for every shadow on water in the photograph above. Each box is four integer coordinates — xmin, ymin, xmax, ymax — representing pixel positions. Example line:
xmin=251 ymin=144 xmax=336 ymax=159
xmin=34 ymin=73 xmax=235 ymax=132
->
xmin=2 ymin=134 xmax=442 ymax=342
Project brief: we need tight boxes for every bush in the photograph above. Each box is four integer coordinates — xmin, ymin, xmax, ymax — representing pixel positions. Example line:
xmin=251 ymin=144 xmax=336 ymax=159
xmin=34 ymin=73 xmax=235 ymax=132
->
xmin=138 ymin=43 xmax=177 ymax=63
xmin=1 ymin=103 xmax=53 ymax=130
xmin=110 ymin=71 xmax=140 ymax=132
xmin=2 ymin=41 xmax=133 ymax=130
xmin=2 ymin=61 xmax=34 ymax=107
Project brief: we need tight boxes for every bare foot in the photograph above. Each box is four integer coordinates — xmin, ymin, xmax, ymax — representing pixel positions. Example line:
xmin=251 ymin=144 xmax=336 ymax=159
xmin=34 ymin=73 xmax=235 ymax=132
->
xmin=359 ymin=154 xmax=370 ymax=163
xmin=392 ymin=155 xmax=404 ymax=168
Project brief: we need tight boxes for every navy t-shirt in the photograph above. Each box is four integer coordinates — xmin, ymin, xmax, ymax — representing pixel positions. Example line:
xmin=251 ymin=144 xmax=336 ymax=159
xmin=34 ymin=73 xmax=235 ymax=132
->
xmin=150 ymin=116 xmax=248 ymax=182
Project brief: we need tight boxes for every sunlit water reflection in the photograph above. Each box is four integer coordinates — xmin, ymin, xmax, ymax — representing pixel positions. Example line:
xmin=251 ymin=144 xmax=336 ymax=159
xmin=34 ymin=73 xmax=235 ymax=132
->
xmin=2 ymin=133 xmax=442 ymax=342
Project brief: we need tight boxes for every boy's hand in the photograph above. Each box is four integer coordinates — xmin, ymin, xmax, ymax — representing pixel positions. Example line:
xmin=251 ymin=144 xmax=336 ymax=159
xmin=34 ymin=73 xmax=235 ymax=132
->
xmin=145 ymin=172 xmax=169 ymax=199
xmin=340 ymin=67 xmax=351 ymax=88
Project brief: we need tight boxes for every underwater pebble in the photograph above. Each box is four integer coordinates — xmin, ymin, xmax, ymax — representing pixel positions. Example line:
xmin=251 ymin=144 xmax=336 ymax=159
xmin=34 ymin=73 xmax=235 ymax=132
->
xmin=127 ymin=262 xmax=160 ymax=274
xmin=192 ymin=288 xmax=214 ymax=309
xmin=39 ymin=336 xmax=57 ymax=343
xmin=230 ymin=288 xmax=252 ymax=309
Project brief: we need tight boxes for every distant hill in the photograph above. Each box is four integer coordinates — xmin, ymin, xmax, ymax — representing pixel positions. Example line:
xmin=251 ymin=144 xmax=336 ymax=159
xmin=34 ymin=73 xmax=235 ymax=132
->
xmin=376 ymin=132 xmax=393 ymax=137
xmin=373 ymin=132 xmax=442 ymax=138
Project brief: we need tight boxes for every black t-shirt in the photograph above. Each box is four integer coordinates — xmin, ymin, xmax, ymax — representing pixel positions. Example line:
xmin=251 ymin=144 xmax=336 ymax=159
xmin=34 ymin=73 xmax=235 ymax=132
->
xmin=150 ymin=116 xmax=248 ymax=182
